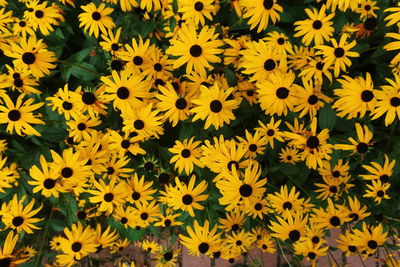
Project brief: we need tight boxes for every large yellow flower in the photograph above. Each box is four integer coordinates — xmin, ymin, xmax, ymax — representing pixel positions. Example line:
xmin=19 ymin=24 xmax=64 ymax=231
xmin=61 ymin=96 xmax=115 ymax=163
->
xmin=166 ymin=23 xmax=224 ymax=75
xmin=4 ymin=35 xmax=57 ymax=78
xmin=0 ymin=93 xmax=44 ymax=136
xmin=191 ymin=84 xmax=240 ymax=130
xmin=78 ymin=3 xmax=115 ymax=38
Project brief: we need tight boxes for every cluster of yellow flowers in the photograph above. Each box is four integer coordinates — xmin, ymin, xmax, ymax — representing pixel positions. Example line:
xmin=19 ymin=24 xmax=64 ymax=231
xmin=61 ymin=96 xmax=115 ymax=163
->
xmin=1 ymin=0 xmax=400 ymax=266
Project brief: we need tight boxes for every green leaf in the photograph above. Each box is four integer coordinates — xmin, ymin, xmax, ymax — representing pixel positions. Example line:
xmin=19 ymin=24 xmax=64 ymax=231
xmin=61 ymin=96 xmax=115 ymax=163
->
xmin=318 ymin=104 xmax=337 ymax=130
xmin=50 ymin=219 xmax=68 ymax=232
xmin=75 ymin=48 xmax=93 ymax=63
xmin=224 ymin=68 xmax=238 ymax=87
xmin=127 ymin=228 xmax=146 ymax=242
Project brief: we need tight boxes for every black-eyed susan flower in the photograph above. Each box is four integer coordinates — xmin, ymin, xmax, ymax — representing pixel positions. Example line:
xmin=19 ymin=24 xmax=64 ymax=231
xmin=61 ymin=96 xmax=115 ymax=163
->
xmin=335 ymin=123 xmax=374 ymax=155
xmin=384 ymin=3 xmax=400 ymax=26
xmin=256 ymin=71 xmax=298 ymax=116
xmin=118 ymin=36 xmax=153 ymax=73
xmin=4 ymin=35 xmax=57 ymax=78
xmin=336 ymin=231 xmax=358 ymax=256
xmin=179 ymin=0 xmax=215 ymax=26
xmin=94 ymin=224 xmax=119 ymax=253
xmin=1 ymin=195 xmax=43 ymax=234
xmin=191 ymin=84 xmax=240 ymax=130
xmin=363 ymin=180 xmax=390 ymax=204
xmin=279 ymin=147 xmax=300 ymax=164
xmin=100 ymin=27 xmax=123 ymax=55
xmin=236 ymin=130 xmax=267 ymax=158
xmin=294 ymin=78 xmax=332 ymax=118
xmin=88 ymin=178 xmax=129 ymax=215
xmin=0 ymin=231 xmax=29 ymax=266
xmin=299 ymin=56 xmax=333 ymax=85
xmin=351 ymin=223 xmax=387 ymax=254
xmin=333 ymin=73 xmax=377 ymax=119
xmin=141 ymin=240 xmax=161 ymax=254
xmin=315 ymin=34 xmax=359 ymax=77
xmin=113 ymin=205 xmax=139 ymax=229
xmin=78 ymin=3 xmax=115 ymax=38
xmin=216 ymin=161 xmax=266 ymax=211
xmin=50 ymin=148 xmax=91 ymax=191
xmin=154 ymin=208 xmax=183 ymax=228
xmin=72 ymin=86 xmax=108 ymax=117
xmin=179 ymin=220 xmax=222 ymax=256
xmin=59 ymin=222 xmax=97 ymax=261
xmin=241 ymin=40 xmax=285 ymax=81
xmin=346 ymin=196 xmax=371 ymax=222
xmin=166 ymin=23 xmax=224 ymax=75
xmin=285 ymin=119 xmax=333 ymax=169
xmin=244 ymin=198 xmax=269 ymax=219
xmin=152 ymin=247 xmax=180 ymax=267
xmin=294 ymin=5 xmax=334 ymax=46
xmin=264 ymin=31 xmax=294 ymax=56
xmin=357 ymin=0 xmax=379 ymax=18
xmin=311 ymin=198 xmax=351 ymax=229
xmin=66 ymin=115 xmax=102 ymax=142
xmin=201 ymin=136 xmax=249 ymax=181
xmin=0 ymin=93 xmax=44 ymax=136
xmin=255 ymin=117 xmax=284 ymax=149
xmin=122 ymin=103 xmax=164 ymax=139
xmin=126 ymin=173 xmax=156 ymax=205
xmin=106 ymin=130 xmax=146 ymax=156
xmin=155 ymin=82 xmax=194 ymax=127
xmin=0 ymin=65 xmax=39 ymax=95
xmin=28 ymin=155 xmax=65 ymax=198
xmin=163 ymin=175 xmax=208 ymax=217
xmin=321 ymin=0 xmax=360 ymax=12
xmin=134 ymin=200 xmax=160 ymax=228
xmin=293 ymin=239 xmax=328 ymax=264
xmin=168 ymin=137 xmax=203 ymax=175
xmin=241 ymin=0 xmax=282 ymax=33
xmin=270 ymin=212 xmax=308 ymax=242
xmin=257 ymin=234 xmax=276 ymax=253
xmin=226 ymin=229 xmax=256 ymax=253
xmin=46 ymin=84 xmax=81 ymax=120
xmin=372 ymin=74 xmax=400 ymax=125
xmin=24 ymin=1 xmax=63 ymax=36
xmin=360 ymin=155 xmax=395 ymax=183
xmin=101 ymin=70 xmax=151 ymax=114
xmin=314 ymin=175 xmax=343 ymax=200
xmin=268 ymin=185 xmax=303 ymax=218
xmin=218 ymin=211 xmax=245 ymax=232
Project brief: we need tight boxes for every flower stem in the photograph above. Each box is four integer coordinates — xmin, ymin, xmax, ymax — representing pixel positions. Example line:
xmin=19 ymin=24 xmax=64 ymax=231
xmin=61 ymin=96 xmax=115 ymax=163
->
xmin=34 ymin=207 xmax=54 ymax=267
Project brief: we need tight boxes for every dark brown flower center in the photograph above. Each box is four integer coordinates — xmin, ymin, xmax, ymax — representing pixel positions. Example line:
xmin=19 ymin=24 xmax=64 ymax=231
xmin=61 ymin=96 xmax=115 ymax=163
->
xmin=182 ymin=194 xmax=193 ymax=205
xmin=8 ymin=110 xmax=21 ymax=121
xmin=104 ymin=193 xmax=114 ymax=202
xmin=276 ymin=87 xmax=289 ymax=99
xmin=117 ymin=87 xmax=130 ymax=99
xmin=22 ymin=52 xmax=36 ymax=64
xmin=92 ymin=11 xmax=101 ymax=21
xmin=264 ymin=59 xmax=276 ymax=71
xmin=210 ymin=100 xmax=222 ymax=113
xmin=239 ymin=184 xmax=253 ymax=197
xmin=334 ymin=47 xmax=345 ymax=58
xmin=312 ymin=20 xmax=322 ymax=29
xmin=190 ymin=45 xmax=202 ymax=57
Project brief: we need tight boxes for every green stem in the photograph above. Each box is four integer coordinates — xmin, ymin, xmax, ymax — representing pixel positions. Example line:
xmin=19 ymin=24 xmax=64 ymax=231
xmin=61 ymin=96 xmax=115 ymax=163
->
xmin=34 ymin=207 xmax=54 ymax=267
xmin=357 ymin=253 xmax=367 ymax=267
xmin=385 ymin=216 xmax=400 ymax=223
xmin=328 ymin=250 xmax=339 ymax=267
xmin=276 ymin=240 xmax=293 ymax=267
xmin=57 ymin=60 xmax=100 ymax=76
